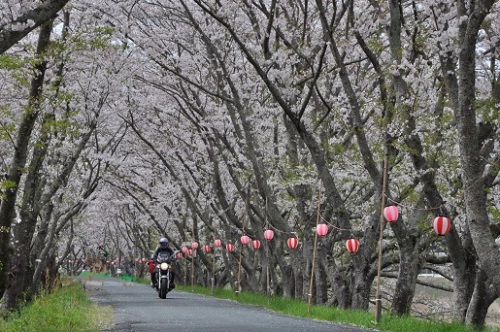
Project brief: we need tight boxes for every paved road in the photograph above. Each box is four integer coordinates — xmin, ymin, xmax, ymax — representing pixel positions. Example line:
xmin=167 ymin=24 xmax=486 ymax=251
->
xmin=87 ymin=278 xmax=376 ymax=332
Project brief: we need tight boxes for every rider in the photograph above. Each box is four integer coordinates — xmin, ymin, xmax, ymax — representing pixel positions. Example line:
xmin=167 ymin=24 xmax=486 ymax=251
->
xmin=151 ymin=237 xmax=176 ymax=290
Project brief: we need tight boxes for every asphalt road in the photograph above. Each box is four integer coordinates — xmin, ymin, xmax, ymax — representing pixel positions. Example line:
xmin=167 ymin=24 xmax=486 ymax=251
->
xmin=87 ymin=278 xmax=376 ymax=332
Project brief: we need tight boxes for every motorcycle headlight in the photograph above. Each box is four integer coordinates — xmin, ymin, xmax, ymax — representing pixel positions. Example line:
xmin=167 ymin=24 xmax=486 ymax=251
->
xmin=160 ymin=262 xmax=169 ymax=271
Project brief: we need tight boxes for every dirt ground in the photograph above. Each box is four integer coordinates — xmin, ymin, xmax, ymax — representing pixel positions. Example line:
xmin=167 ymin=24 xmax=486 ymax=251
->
xmin=379 ymin=275 xmax=500 ymax=328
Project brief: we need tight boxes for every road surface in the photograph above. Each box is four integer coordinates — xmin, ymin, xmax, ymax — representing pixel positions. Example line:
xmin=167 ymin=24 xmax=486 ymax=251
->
xmin=87 ymin=278 xmax=376 ymax=332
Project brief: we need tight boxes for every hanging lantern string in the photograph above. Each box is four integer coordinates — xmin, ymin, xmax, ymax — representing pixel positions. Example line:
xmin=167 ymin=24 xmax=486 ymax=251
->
xmin=264 ymin=222 xmax=298 ymax=236
xmin=228 ymin=219 xmax=298 ymax=237
xmin=318 ymin=213 xmax=351 ymax=232
xmin=229 ymin=223 xmax=292 ymax=237
xmin=263 ymin=196 xmax=302 ymax=237
xmin=384 ymin=194 xmax=446 ymax=212
xmin=380 ymin=162 xmax=497 ymax=214
xmin=228 ymin=209 xmax=356 ymax=238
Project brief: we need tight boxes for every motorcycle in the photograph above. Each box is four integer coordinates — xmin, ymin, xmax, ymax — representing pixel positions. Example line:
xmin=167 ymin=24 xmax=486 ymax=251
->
xmin=153 ymin=251 xmax=177 ymax=299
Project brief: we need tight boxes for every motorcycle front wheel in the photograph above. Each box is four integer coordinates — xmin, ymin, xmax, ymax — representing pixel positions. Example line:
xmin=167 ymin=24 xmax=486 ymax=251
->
xmin=159 ymin=278 xmax=169 ymax=299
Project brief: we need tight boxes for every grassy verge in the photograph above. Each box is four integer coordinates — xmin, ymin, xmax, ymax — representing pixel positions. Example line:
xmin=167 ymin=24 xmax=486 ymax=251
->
xmin=0 ymin=282 xmax=112 ymax=332
xmin=173 ymin=284 xmax=497 ymax=332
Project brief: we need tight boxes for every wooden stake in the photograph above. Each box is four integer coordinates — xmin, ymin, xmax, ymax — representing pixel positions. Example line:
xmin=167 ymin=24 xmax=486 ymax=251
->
xmin=191 ymin=221 xmax=195 ymax=291
xmin=236 ymin=192 xmax=249 ymax=295
xmin=375 ymin=151 xmax=389 ymax=324
xmin=307 ymin=198 xmax=321 ymax=312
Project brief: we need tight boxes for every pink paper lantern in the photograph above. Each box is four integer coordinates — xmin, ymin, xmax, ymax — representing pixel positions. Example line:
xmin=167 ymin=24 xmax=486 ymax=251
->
xmin=383 ymin=206 xmax=399 ymax=222
xmin=316 ymin=224 xmax=328 ymax=237
xmin=346 ymin=239 xmax=360 ymax=254
xmin=191 ymin=241 xmax=199 ymax=249
xmin=141 ymin=257 xmax=147 ymax=262
xmin=287 ymin=237 xmax=299 ymax=250
xmin=240 ymin=235 xmax=250 ymax=245
xmin=264 ymin=229 xmax=274 ymax=241
xmin=181 ymin=246 xmax=189 ymax=254
xmin=176 ymin=252 xmax=183 ymax=259
xmin=203 ymin=244 xmax=211 ymax=253
xmin=225 ymin=243 xmax=235 ymax=252
xmin=251 ymin=240 xmax=261 ymax=250
xmin=188 ymin=249 xmax=193 ymax=256
xmin=214 ymin=239 xmax=222 ymax=247
xmin=433 ymin=216 xmax=452 ymax=236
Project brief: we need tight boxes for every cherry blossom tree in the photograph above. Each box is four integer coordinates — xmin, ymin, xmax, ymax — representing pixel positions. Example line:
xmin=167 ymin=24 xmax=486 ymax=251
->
xmin=1 ymin=0 xmax=498 ymax=328
xmin=0 ymin=4 xmax=133 ymax=309
xmin=0 ymin=0 xmax=71 ymax=54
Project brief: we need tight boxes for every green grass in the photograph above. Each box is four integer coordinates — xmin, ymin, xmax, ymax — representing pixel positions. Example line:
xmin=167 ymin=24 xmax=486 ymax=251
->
xmin=175 ymin=284 xmax=498 ymax=332
xmin=0 ymin=282 xmax=112 ymax=332
xmin=79 ymin=271 xmax=110 ymax=278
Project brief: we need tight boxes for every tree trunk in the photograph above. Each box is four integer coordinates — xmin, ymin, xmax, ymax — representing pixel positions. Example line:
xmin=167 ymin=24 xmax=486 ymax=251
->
xmin=465 ymin=269 xmax=498 ymax=329
xmin=390 ymin=201 xmax=427 ymax=316
xmin=449 ymin=229 xmax=477 ymax=323
xmin=349 ymin=214 xmax=380 ymax=310
xmin=315 ymin=248 xmax=328 ymax=304
xmin=220 ymin=251 xmax=236 ymax=290
xmin=294 ymin=264 xmax=305 ymax=300
xmin=282 ymin=114 xmax=310 ymax=301
xmin=391 ymin=246 xmax=422 ymax=315
xmin=329 ymin=267 xmax=352 ymax=309
xmin=323 ymin=251 xmax=353 ymax=309
xmin=40 ymin=251 xmax=60 ymax=293
xmin=351 ymin=259 xmax=375 ymax=311
xmin=273 ymin=244 xmax=295 ymax=298
xmin=6 ymin=111 xmax=54 ymax=309
xmin=282 ymin=265 xmax=295 ymax=298
xmin=456 ymin=0 xmax=500 ymax=296
xmin=0 ymin=20 xmax=52 ymax=306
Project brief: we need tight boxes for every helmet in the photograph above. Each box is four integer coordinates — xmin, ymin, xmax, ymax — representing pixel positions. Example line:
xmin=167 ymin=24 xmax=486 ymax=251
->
xmin=159 ymin=237 xmax=168 ymax=248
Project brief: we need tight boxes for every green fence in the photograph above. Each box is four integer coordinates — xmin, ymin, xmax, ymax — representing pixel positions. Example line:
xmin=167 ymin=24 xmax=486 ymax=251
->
xmin=120 ymin=275 xmax=135 ymax=282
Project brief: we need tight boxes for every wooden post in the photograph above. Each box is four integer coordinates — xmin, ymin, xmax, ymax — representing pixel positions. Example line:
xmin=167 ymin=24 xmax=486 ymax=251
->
xmin=307 ymin=199 xmax=321 ymax=312
xmin=184 ymin=258 xmax=187 ymax=286
xmin=191 ymin=250 xmax=195 ymax=290
xmin=211 ymin=266 xmax=214 ymax=294
xmin=236 ymin=192 xmax=249 ymax=295
xmin=375 ymin=151 xmax=389 ymax=324
xmin=266 ymin=241 xmax=270 ymax=305
xmin=265 ymin=197 xmax=271 ymax=305
xmin=236 ymin=247 xmax=243 ymax=295
xmin=191 ymin=222 xmax=196 ymax=291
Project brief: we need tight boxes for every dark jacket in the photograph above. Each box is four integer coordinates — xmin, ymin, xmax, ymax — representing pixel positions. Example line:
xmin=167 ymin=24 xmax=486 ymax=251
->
xmin=152 ymin=246 xmax=174 ymax=260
